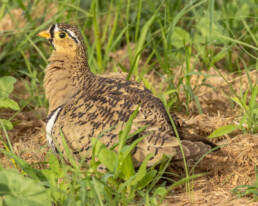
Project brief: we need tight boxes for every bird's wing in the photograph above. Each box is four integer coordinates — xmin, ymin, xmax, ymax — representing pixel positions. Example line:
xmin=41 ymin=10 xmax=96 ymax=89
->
xmin=50 ymin=92 xmax=155 ymax=162
xmin=50 ymin=87 xmax=211 ymax=166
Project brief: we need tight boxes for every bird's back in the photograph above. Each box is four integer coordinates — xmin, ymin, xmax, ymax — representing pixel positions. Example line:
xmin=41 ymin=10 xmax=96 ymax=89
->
xmin=50 ymin=75 xmax=211 ymax=166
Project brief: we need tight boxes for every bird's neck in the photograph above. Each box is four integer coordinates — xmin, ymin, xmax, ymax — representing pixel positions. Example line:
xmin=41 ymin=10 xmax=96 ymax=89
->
xmin=44 ymin=50 xmax=95 ymax=113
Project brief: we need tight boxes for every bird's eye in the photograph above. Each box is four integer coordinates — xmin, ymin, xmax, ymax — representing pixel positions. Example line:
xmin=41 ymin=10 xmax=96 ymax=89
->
xmin=59 ymin=32 xmax=66 ymax=38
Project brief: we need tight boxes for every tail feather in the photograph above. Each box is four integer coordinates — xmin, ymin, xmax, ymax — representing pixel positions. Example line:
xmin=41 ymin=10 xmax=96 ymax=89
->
xmin=173 ymin=140 xmax=211 ymax=161
xmin=131 ymin=131 xmax=212 ymax=166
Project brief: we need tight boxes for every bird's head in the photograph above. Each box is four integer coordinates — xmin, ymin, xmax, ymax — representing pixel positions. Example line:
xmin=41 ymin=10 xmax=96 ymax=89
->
xmin=38 ymin=23 xmax=84 ymax=54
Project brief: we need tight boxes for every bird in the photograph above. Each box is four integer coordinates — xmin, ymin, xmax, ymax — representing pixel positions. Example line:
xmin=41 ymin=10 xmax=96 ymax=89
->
xmin=38 ymin=23 xmax=216 ymax=169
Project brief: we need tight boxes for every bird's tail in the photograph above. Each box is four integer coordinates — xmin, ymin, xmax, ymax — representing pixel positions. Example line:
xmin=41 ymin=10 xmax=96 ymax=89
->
xmin=131 ymin=131 xmax=212 ymax=166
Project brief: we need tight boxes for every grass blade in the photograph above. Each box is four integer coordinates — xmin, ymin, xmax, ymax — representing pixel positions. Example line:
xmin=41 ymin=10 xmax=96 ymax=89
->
xmin=208 ymin=124 xmax=239 ymax=139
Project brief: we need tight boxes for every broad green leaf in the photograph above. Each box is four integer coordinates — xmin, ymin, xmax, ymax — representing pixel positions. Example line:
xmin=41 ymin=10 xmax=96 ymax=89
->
xmin=170 ymin=27 xmax=190 ymax=49
xmin=117 ymin=152 xmax=135 ymax=180
xmin=116 ymin=136 xmax=145 ymax=180
xmin=0 ymin=169 xmax=51 ymax=206
xmin=137 ymin=170 xmax=157 ymax=189
xmin=0 ymin=76 xmax=16 ymax=97
xmin=49 ymin=153 xmax=60 ymax=174
xmin=0 ymin=97 xmax=20 ymax=110
xmin=40 ymin=169 xmax=56 ymax=190
xmin=92 ymin=138 xmax=117 ymax=172
xmin=195 ymin=11 xmax=227 ymax=44
xmin=208 ymin=124 xmax=239 ymax=139
xmin=131 ymin=153 xmax=153 ymax=186
xmin=119 ymin=136 xmax=145 ymax=162
xmin=47 ymin=153 xmax=67 ymax=178
xmin=154 ymin=187 xmax=167 ymax=198
xmin=0 ymin=119 xmax=13 ymax=130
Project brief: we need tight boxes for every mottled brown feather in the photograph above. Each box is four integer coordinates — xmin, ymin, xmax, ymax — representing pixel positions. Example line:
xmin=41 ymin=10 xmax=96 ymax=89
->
xmin=42 ymin=23 xmax=214 ymax=168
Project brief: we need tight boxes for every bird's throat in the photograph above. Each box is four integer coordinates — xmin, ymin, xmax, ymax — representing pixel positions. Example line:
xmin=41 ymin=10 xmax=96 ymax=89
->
xmin=44 ymin=51 xmax=93 ymax=113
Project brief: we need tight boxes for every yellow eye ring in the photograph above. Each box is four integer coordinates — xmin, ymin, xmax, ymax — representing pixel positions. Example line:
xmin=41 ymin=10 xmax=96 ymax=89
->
xmin=59 ymin=32 xmax=66 ymax=38
xmin=54 ymin=31 xmax=67 ymax=40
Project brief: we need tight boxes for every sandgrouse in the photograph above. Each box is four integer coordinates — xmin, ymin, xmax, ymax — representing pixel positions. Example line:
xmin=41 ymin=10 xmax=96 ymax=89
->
xmin=38 ymin=23 xmax=215 ymax=168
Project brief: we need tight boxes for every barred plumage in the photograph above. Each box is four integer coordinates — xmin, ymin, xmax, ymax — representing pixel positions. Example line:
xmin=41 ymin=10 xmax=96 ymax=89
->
xmin=38 ymin=23 xmax=215 ymax=168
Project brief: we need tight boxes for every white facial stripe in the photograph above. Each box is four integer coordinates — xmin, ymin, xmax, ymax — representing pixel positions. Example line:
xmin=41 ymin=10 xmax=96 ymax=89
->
xmin=54 ymin=24 xmax=59 ymax=33
xmin=66 ymin=29 xmax=80 ymax=44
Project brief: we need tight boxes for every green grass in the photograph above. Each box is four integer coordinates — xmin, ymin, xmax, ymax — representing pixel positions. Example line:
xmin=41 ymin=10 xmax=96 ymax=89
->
xmin=0 ymin=0 xmax=257 ymax=205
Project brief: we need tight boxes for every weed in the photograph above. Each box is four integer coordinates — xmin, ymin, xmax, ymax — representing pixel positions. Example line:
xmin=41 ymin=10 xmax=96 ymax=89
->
xmin=232 ymin=166 xmax=258 ymax=201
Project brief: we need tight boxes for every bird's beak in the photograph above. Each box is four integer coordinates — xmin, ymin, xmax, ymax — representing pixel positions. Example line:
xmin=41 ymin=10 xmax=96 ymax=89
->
xmin=37 ymin=31 xmax=51 ymax=39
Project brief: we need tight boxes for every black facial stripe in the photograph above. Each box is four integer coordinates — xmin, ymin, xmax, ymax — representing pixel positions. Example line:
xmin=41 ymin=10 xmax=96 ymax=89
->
xmin=63 ymin=29 xmax=79 ymax=44
xmin=49 ymin=24 xmax=56 ymax=39
xmin=48 ymin=39 xmax=56 ymax=50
